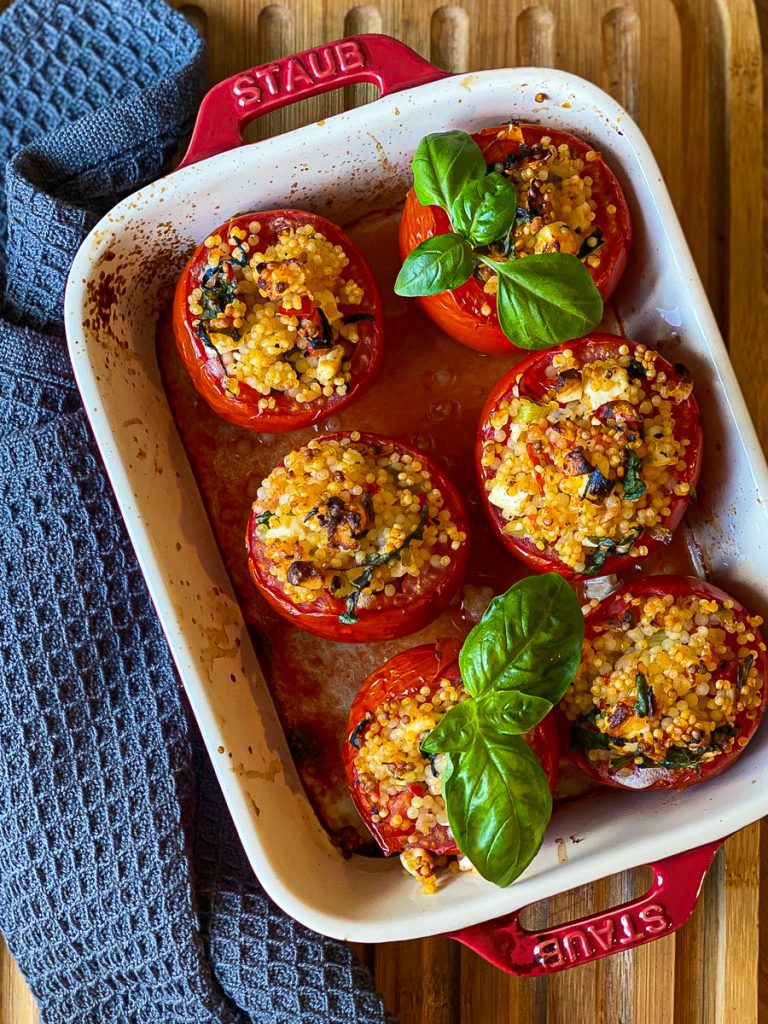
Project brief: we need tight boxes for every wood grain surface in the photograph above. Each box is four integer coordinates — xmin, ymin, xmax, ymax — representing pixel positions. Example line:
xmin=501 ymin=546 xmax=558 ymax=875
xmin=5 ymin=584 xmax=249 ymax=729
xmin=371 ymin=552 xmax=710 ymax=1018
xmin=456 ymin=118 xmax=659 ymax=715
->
xmin=2 ymin=0 xmax=768 ymax=1021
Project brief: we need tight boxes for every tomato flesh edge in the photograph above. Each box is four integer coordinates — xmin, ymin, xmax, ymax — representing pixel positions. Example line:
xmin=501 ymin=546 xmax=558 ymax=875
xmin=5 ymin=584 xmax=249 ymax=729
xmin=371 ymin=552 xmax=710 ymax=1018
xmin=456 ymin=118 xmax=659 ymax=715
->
xmin=398 ymin=124 xmax=632 ymax=355
xmin=344 ymin=639 xmax=560 ymax=855
xmin=173 ymin=210 xmax=384 ymax=431
xmin=475 ymin=332 xmax=703 ymax=578
xmin=246 ymin=432 xmax=469 ymax=643
xmin=564 ymin=575 xmax=768 ymax=790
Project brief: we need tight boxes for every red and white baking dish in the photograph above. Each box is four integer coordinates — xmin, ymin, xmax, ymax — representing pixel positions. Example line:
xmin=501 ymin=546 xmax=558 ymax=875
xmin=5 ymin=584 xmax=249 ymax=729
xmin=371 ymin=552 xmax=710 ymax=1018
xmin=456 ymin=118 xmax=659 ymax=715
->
xmin=63 ymin=35 xmax=768 ymax=974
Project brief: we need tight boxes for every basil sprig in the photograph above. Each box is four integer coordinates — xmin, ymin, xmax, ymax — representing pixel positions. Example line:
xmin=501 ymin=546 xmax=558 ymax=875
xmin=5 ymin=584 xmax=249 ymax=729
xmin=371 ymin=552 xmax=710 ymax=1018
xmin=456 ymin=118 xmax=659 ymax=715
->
xmin=421 ymin=573 xmax=584 ymax=887
xmin=396 ymin=130 xmax=603 ymax=350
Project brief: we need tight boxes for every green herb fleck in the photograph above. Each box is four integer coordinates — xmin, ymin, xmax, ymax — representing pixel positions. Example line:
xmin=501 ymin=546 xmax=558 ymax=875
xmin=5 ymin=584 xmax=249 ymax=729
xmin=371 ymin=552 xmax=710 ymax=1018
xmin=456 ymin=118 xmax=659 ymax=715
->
xmin=737 ymin=653 xmax=755 ymax=694
xmin=570 ymin=725 xmax=626 ymax=751
xmin=623 ymin=449 xmax=646 ymax=501
xmin=337 ymin=505 xmax=429 ymax=625
xmin=254 ymin=510 xmax=274 ymax=527
xmin=609 ymin=751 xmax=639 ymax=772
xmin=659 ymin=746 xmax=703 ymax=769
xmin=634 ymin=672 xmax=654 ymax=717
xmin=582 ymin=526 xmax=643 ymax=576
xmin=628 ymin=357 xmax=647 ymax=380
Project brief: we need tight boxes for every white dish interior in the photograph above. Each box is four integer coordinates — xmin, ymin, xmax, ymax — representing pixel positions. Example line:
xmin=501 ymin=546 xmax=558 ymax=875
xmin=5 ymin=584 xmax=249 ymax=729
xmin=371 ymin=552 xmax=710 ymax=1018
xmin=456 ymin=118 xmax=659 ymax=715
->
xmin=64 ymin=67 xmax=768 ymax=942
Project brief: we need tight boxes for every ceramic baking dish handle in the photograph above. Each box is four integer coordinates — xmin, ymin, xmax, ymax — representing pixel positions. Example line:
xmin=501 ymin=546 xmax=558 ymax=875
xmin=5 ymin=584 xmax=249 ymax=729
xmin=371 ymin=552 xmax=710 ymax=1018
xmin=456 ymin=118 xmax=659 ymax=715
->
xmin=447 ymin=838 xmax=724 ymax=975
xmin=179 ymin=33 xmax=450 ymax=168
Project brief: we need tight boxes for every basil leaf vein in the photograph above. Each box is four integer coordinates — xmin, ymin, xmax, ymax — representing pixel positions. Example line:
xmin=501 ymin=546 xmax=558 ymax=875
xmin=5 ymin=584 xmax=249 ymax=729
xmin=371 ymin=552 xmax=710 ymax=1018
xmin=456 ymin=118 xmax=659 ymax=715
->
xmin=476 ymin=690 xmax=553 ymax=737
xmin=412 ymin=130 xmax=487 ymax=212
xmin=394 ymin=234 xmax=474 ymax=297
xmin=443 ymin=735 xmax=552 ymax=887
xmin=450 ymin=172 xmax=519 ymax=246
xmin=481 ymin=253 xmax=603 ymax=350
xmin=421 ymin=700 xmax=478 ymax=754
xmin=458 ymin=573 xmax=584 ymax=702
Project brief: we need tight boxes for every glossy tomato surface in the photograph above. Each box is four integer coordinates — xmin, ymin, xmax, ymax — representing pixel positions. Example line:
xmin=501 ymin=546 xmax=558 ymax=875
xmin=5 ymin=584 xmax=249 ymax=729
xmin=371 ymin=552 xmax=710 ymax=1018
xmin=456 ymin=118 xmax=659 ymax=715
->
xmin=246 ymin=433 xmax=469 ymax=643
xmin=565 ymin=576 xmax=768 ymax=790
xmin=344 ymin=639 xmax=560 ymax=855
xmin=399 ymin=124 xmax=632 ymax=355
xmin=173 ymin=210 xmax=384 ymax=431
xmin=476 ymin=332 xmax=703 ymax=578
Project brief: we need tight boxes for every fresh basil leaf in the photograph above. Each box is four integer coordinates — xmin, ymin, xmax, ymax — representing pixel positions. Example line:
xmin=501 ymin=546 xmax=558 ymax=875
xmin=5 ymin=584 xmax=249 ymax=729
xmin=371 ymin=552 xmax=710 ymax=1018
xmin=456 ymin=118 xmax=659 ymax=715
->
xmin=412 ymin=131 xmax=487 ymax=213
xmin=450 ymin=172 xmax=519 ymax=246
xmin=458 ymin=573 xmax=583 ymax=703
xmin=394 ymin=234 xmax=474 ymax=297
xmin=623 ymin=449 xmax=646 ymax=501
xmin=481 ymin=253 xmax=603 ymax=350
xmin=476 ymin=690 xmax=553 ymax=737
xmin=442 ymin=734 xmax=552 ymax=887
xmin=421 ymin=700 xmax=478 ymax=754
xmin=424 ymin=691 xmax=553 ymax=758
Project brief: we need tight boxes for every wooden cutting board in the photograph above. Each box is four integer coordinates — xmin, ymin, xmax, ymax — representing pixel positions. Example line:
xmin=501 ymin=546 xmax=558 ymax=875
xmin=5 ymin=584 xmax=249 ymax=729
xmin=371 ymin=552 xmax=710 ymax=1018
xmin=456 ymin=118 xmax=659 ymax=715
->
xmin=2 ymin=0 xmax=768 ymax=1021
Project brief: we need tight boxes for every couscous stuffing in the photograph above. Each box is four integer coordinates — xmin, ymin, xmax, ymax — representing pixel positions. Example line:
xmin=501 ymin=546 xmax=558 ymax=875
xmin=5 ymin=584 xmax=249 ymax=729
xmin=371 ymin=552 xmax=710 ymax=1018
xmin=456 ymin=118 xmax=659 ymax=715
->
xmin=351 ymin=672 xmax=465 ymax=893
xmin=250 ymin=434 xmax=467 ymax=624
xmin=477 ymin=123 xmax=607 ymax=294
xmin=562 ymin=589 xmax=765 ymax=778
xmin=479 ymin=341 xmax=697 ymax=574
xmin=187 ymin=219 xmax=368 ymax=407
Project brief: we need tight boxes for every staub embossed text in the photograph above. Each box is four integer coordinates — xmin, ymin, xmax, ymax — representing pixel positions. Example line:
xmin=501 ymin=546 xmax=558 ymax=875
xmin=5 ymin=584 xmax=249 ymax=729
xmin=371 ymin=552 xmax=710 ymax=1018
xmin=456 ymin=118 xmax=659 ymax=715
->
xmin=232 ymin=40 xmax=367 ymax=108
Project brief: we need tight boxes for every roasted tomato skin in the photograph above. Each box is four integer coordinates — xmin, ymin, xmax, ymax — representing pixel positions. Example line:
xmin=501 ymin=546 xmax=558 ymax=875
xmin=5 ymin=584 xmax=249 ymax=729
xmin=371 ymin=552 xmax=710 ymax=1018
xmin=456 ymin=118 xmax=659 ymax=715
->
xmin=344 ymin=639 xmax=560 ymax=855
xmin=173 ymin=210 xmax=384 ymax=431
xmin=564 ymin=576 xmax=768 ymax=791
xmin=246 ymin=433 xmax=469 ymax=644
xmin=475 ymin=332 xmax=703 ymax=579
xmin=399 ymin=124 xmax=631 ymax=355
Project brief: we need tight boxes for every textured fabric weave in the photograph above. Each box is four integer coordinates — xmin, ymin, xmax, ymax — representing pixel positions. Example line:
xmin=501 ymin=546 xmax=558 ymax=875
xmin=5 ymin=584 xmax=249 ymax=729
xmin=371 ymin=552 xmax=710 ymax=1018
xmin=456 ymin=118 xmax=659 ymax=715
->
xmin=0 ymin=2 xmax=396 ymax=1022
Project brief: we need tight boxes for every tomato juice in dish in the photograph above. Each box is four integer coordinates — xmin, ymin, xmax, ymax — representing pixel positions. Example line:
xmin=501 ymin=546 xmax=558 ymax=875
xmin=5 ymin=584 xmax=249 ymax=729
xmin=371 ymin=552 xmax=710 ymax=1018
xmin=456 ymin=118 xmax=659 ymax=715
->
xmin=158 ymin=208 xmax=699 ymax=851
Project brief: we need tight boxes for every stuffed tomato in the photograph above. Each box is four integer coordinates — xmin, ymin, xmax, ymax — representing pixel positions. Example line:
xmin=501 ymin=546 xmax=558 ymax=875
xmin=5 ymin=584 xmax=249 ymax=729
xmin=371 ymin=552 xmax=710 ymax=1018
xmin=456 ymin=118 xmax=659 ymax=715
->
xmin=173 ymin=210 xmax=383 ymax=431
xmin=399 ymin=122 xmax=631 ymax=355
xmin=344 ymin=638 xmax=559 ymax=889
xmin=561 ymin=576 xmax=768 ymax=790
xmin=476 ymin=333 xmax=703 ymax=578
xmin=246 ymin=432 xmax=468 ymax=642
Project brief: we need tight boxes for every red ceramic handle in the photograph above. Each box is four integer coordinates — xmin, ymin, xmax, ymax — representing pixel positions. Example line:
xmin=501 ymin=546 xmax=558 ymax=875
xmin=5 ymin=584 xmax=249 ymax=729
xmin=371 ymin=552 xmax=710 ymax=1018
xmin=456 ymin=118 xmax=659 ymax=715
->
xmin=448 ymin=838 xmax=724 ymax=975
xmin=179 ymin=33 xmax=450 ymax=168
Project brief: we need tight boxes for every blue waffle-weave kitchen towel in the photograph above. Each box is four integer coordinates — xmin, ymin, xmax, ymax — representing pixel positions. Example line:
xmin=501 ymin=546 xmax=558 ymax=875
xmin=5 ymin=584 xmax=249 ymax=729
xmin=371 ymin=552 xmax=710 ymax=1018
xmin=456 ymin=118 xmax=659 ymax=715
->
xmin=0 ymin=2 xmax=398 ymax=1021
